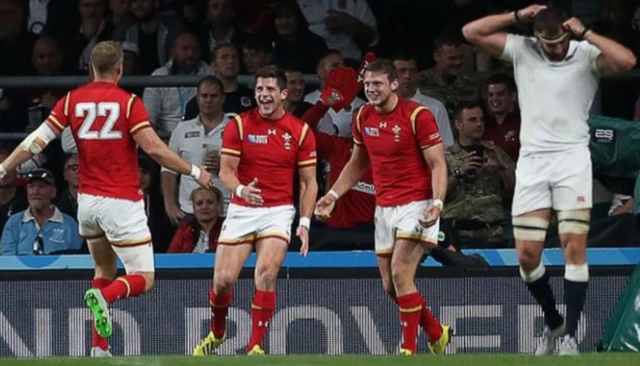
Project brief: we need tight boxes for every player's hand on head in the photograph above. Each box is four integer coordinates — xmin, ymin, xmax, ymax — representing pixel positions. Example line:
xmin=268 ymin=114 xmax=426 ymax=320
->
xmin=314 ymin=195 xmax=336 ymax=222
xmin=517 ymin=4 xmax=547 ymax=21
xmin=562 ymin=17 xmax=586 ymax=37
xmin=297 ymin=226 xmax=309 ymax=257
xmin=241 ymin=178 xmax=264 ymax=206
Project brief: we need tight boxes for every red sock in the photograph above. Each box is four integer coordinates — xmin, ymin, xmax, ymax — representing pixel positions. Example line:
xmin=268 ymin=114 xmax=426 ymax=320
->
xmin=91 ymin=278 xmax=112 ymax=350
xmin=421 ymin=298 xmax=443 ymax=343
xmin=100 ymin=275 xmax=147 ymax=303
xmin=248 ymin=290 xmax=275 ymax=351
xmin=209 ymin=289 xmax=233 ymax=338
xmin=397 ymin=292 xmax=423 ymax=354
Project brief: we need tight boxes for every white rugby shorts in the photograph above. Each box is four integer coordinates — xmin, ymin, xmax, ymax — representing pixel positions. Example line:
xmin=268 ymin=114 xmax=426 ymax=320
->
xmin=218 ymin=203 xmax=296 ymax=245
xmin=78 ymin=193 xmax=154 ymax=273
xmin=512 ymin=147 xmax=592 ymax=216
xmin=374 ymin=200 xmax=440 ymax=255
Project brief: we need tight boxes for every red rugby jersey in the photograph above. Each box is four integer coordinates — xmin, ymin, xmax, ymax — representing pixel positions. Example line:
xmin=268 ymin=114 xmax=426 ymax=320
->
xmin=221 ymin=109 xmax=317 ymax=207
xmin=46 ymin=81 xmax=151 ymax=201
xmin=352 ymin=98 xmax=442 ymax=207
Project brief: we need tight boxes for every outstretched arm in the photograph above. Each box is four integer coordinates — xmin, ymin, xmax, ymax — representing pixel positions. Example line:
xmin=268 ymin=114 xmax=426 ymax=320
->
xmin=0 ymin=122 xmax=60 ymax=177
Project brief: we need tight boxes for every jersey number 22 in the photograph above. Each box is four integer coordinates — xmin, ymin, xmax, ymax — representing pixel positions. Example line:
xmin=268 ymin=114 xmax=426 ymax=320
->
xmin=76 ymin=102 xmax=123 ymax=140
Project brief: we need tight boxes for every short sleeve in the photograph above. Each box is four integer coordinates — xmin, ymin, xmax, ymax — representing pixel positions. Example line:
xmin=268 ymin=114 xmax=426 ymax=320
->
xmin=500 ymin=34 xmax=526 ymax=63
xmin=352 ymin=107 xmax=365 ymax=147
xmin=580 ymin=41 xmax=602 ymax=73
xmin=298 ymin=124 xmax=317 ymax=168
xmin=412 ymin=107 xmax=442 ymax=149
xmin=46 ymin=93 xmax=70 ymax=132
xmin=127 ymin=95 xmax=152 ymax=135
xmin=221 ymin=115 xmax=243 ymax=157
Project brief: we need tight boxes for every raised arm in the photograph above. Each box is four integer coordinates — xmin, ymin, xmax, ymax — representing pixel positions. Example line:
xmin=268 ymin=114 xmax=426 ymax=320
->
xmin=0 ymin=122 xmax=60 ymax=178
xmin=462 ymin=4 xmax=547 ymax=57
xmin=563 ymin=18 xmax=637 ymax=75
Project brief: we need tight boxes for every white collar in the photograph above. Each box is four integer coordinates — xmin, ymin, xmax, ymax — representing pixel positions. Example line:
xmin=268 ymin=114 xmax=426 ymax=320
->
xmin=22 ymin=206 xmax=64 ymax=224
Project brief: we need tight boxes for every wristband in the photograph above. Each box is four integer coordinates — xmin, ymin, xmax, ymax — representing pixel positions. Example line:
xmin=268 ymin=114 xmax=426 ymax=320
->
xmin=189 ymin=165 xmax=201 ymax=179
xmin=0 ymin=164 xmax=6 ymax=178
xmin=580 ymin=28 xmax=592 ymax=39
xmin=235 ymin=184 xmax=246 ymax=197
xmin=328 ymin=189 xmax=340 ymax=200
xmin=513 ymin=11 xmax=520 ymax=23
xmin=433 ymin=199 xmax=444 ymax=210
xmin=299 ymin=217 xmax=311 ymax=230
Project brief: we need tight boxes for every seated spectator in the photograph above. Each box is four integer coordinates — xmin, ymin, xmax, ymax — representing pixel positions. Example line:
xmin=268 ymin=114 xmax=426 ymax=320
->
xmin=1 ymin=0 xmax=39 ymax=76
xmin=283 ymin=64 xmax=313 ymax=117
xmin=184 ymin=43 xmax=254 ymax=118
xmin=113 ymin=0 xmax=184 ymax=75
xmin=0 ymin=151 xmax=28 ymax=235
xmin=167 ymin=186 xmax=224 ymax=253
xmin=143 ymin=30 xmax=213 ymax=135
xmin=418 ymin=32 xmax=481 ymax=117
xmin=0 ymin=169 xmax=82 ymax=255
xmin=162 ymin=76 xmax=232 ymax=226
xmin=26 ymin=0 xmax=78 ymax=40
xmin=64 ymin=0 xmax=115 ymax=74
xmin=241 ymin=34 xmax=274 ymax=75
xmin=304 ymin=50 xmax=365 ymax=137
xmin=109 ymin=0 xmax=132 ymax=27
xmin=482 ymin=74 xmax=520 ymax=163
xmin=55 ymin=154 xmax=79 ymax=220
xmin=296 ymin=0 xmax=378 ymax=66
xmin=442 ymin=102 xmax=515 ymax=249
xmin=271 ymin=0 xmax=328 ymax=74
xmin=198 ymin=0 xmax=248 ymax=63
xmin=391 ymin=52 xmax=454 ymax=147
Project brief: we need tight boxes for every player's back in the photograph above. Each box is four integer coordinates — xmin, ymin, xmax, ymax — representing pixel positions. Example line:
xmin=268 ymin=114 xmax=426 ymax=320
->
xmin=354 ymin=99 xmax=442 ymax=206
xmin=221 ymin=108 xmax=317 ymax=207
xmin=48 ymin=82 xmax=151 ymax=201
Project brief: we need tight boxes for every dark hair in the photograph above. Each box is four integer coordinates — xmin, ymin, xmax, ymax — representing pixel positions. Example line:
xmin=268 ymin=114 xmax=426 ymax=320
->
xmin=197 ymin=75 xmax=224 ymax=94
xmin=453 ymin=101 xmax=484 ymax=121
xmin=254 ymin=65 xmax=287 ymax=90
xmin=243 ymin=34 xmax=273 ymax=54
xmin=389 ymin=50 xmax=418 ymax=64
xmin=281 ymin=62 xmax=305 ymax=74
xmin=533 ymin=7 xmax=569 ymax=36
xmin=316 ymin=49 xmax=342 ymax=69
xmin=171 ymin=29 xmax=200 ymax=49
xmin=364 ymin=58 xmax=398 ymax=82
xmin=434 ymin=32 xmax=465 ymax=51
xmin=485 ymin=73 xmax=517 ymax=93
xmin=211 ymin=42 xmax=238 ymax=62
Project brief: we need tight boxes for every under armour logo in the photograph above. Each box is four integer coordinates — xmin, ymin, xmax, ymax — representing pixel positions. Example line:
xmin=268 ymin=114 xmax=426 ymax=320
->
xmin=268 ymin=129 xmax=276 ymax=135
xmin=380 ymin=122 xmax=387 ymax=128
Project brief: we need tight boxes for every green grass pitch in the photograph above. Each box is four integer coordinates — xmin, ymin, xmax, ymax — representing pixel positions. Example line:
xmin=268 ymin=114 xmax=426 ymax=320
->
xmin=1 ymin=353 xmax=639 ymax=366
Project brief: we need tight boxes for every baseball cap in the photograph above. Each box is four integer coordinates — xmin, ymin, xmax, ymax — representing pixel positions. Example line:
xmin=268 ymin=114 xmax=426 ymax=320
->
xmin=26 ymin=169 xmax=56 ymax=185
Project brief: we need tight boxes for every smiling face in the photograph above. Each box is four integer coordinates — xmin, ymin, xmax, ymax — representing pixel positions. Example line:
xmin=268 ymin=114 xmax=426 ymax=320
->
xmin=255 ymin=77 xmax=287 ymax=118
xmin=364 ymin=71 xmax=398 ymax=107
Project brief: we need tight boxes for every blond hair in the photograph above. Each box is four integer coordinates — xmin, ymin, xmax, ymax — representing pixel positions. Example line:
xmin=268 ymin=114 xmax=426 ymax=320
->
xmin=190 ymin=186 xmax=223 ymax=203
xmin=90 ymin=41 xmax=123 ymax=76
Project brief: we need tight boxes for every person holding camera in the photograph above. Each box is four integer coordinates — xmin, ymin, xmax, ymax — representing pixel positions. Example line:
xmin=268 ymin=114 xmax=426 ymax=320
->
xmin=442 ymin=101 xmax=515 ymax=249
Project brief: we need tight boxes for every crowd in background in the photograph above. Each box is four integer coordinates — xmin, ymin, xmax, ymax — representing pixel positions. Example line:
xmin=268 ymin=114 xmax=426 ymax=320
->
xmin=1 ymin=0 xmax=639 ymax=256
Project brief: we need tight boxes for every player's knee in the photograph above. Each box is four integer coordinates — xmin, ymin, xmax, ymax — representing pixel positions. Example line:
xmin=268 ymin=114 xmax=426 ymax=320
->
xmin=512 ymin=216 xmax=549 ymax=243
xmin=516 ymin=248 xmax=541 ymax=272
xmin=390 ymin=265 xmax=410 ymax=288
xmin=255 ymin=267 xmax=278 ymax=290
xmin=213 ymin=272 xmax=238 ymax=293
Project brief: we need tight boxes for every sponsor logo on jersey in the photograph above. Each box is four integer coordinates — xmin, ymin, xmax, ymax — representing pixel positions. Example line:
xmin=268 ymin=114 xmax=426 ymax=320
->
xmin=248 ymin=135 xmax=269 ymax=144
xmin=351 ymin=181 xmax=375 ymax=195
xmin=364 ymin=127 xmax=379 ymax=137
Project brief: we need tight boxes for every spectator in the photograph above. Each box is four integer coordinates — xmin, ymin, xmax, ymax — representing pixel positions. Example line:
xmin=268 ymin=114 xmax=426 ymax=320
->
xmin=143 ymin=30 xmax=213 ymax=135
xmin=162 ymin=76 xmax=232 ymax=225
xmin=296 ymin=0 xmax=378 ymax=66
xmin=184 ymin=43 xmax=254 ymax=119
xmin=241 ymin=34 xmax=274 ymax=75
xmin=442 ymin=102 xmax=515 ymax=249
xmin=24 ymin=37 xmax=66 ymax=132
xmin=166 ymin=186 xmax=224 ymax=253
xmin=283 ymin=64 xmax=313 ymax=117
xmin=198 ymin=0 xmax=248 ymax=63
xmin=54 ymin=154 xmax=79 ymax=220
xmin=0 ymin=0 xmax=38 ymax=76
xmin=417 ymin=32 xmax=481 ymax=116
xmin=271 ymin=0 xmax=328 ymax=74
xmin=0 ymin=169 xmax=83 ymax=255
xmin=0 ymin=151 xmax=28 ymax=235
xmin=109 ymin=0 xmax=132 ymax=26
xmin=391 ymin=52 xmax=454 ymax=148
xmin=64 ymin=0 xmax=116 ymax=74
xmin=113 ymin=0 xmax=185 ymax=75
xmin=304 ymin=50 xmax=365 ymax=136
xmin=26 ymin=0 xmax=78 ymax=40
xmin=482 ymin=74 xmax=521 ymax=163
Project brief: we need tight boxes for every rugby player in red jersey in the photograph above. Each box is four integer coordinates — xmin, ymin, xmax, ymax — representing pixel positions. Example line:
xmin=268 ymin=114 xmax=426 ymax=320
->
xmin=193 ymin=65 xmax=318 ymax=356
